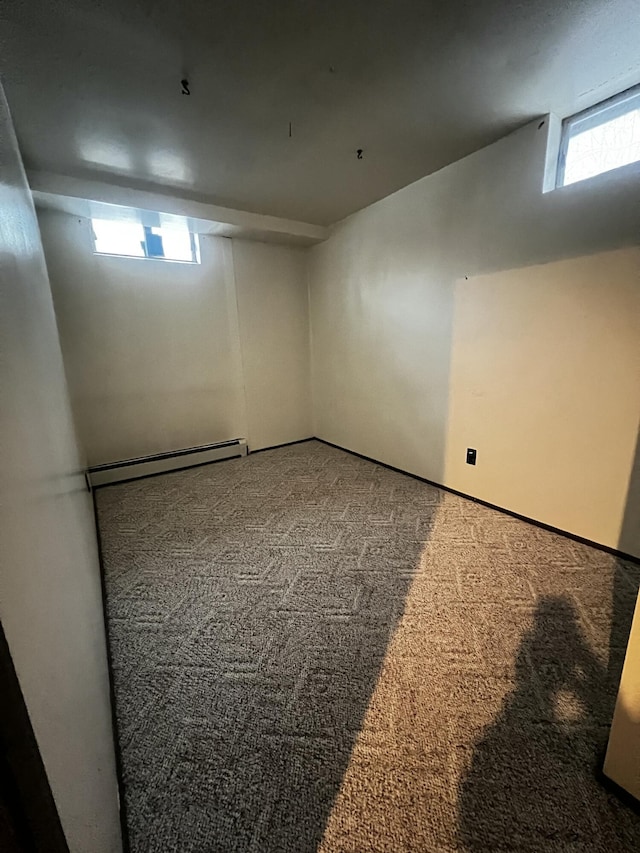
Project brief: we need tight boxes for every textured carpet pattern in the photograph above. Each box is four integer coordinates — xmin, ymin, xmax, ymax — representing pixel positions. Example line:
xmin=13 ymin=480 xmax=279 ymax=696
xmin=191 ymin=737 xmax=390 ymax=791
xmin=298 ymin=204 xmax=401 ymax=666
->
xmin=96 ymin=441 xmax=640 ymax=852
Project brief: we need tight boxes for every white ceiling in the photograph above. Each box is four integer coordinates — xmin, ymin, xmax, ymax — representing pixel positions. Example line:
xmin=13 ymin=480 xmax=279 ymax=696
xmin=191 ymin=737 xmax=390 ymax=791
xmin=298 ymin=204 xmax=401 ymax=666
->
xmin=2 ymin=0 xmax=640 ymax=225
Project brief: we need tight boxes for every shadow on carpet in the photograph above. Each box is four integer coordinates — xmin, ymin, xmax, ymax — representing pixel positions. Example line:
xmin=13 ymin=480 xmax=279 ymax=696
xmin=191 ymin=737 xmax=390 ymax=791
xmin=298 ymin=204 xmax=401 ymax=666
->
xmin=458 ymin=577 xmax=640 ymax=852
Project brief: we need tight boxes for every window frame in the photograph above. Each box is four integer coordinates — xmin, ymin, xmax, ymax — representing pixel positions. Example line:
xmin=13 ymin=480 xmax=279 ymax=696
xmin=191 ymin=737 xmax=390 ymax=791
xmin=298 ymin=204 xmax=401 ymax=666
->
xmin=556 ymin=83 xmax=640 ymax=188
xmin=90 ymin=216 xmax=201 ymax=265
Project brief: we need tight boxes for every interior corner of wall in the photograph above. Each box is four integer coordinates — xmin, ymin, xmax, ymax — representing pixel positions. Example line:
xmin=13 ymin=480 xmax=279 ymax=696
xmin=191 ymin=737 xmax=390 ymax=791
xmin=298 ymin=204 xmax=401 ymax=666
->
xmin=302 ymin=248 xmax=315 ymax=434
xmin=221 ymin=237 xmax=251 ymax=445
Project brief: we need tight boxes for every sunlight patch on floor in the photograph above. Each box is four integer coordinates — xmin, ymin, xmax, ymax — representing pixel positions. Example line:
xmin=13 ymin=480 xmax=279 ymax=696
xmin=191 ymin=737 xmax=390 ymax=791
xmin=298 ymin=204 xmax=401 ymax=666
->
xmin=318 ymin=499 xmax=531 ymax=852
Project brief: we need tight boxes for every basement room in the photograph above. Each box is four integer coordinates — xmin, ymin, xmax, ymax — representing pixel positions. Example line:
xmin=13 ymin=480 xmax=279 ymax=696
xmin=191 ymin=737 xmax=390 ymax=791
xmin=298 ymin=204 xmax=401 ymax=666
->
xmin=1 ymin=1 xmax=639 ymax=851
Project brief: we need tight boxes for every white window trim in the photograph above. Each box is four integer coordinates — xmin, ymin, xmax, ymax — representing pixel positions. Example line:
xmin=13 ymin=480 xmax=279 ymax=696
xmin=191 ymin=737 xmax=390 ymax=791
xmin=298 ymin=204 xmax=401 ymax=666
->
xmin=556 ymin=83 xmax=640 ymax=188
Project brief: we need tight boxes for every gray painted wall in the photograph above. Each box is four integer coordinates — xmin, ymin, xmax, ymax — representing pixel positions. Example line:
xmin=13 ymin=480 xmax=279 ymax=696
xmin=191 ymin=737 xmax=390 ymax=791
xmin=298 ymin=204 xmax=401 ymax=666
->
xmin=0 ymin=87 xmax=121 ymax=852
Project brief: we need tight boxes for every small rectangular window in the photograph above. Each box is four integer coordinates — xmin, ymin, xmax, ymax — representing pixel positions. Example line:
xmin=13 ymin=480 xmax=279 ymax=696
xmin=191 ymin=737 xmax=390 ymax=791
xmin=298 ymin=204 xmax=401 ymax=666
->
xmin=557 ymin=84 xmax=640 ymax=187
xmin=92 ymin=216 xmax=200 ymax=263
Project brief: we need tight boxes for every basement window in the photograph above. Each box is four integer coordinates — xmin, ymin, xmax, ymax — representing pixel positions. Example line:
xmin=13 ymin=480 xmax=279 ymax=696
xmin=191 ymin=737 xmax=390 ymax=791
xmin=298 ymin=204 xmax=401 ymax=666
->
xmin=557 ymin=84 xmax=640 ymax=187
xmin=91 ymin=217 xmax=200 ymax=263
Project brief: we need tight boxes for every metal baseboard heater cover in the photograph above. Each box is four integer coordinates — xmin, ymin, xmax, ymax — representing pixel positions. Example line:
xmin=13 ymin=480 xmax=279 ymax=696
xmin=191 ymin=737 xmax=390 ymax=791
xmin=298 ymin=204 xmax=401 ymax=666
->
xmin=87 ymin=439 xmax=247 ymax=487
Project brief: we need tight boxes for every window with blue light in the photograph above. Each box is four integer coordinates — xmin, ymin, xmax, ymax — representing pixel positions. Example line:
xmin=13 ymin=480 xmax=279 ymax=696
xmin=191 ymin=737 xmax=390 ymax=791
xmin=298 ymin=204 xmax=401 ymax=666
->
xmin=557 ymin=84 xmax=640 ymax=187
xmin=91 ymin=217 xmax=200 ymax=263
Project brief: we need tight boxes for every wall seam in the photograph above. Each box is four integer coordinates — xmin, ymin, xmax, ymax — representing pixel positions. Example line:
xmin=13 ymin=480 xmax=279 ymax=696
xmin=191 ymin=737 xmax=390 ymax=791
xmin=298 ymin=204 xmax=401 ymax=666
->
xmin=223 ymin=237 xmax=251 ymax=446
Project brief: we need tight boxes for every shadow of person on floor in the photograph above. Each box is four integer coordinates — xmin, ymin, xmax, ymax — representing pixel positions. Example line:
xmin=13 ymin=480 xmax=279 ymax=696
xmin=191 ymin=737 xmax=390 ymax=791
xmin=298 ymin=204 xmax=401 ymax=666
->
xmin=457 ymin=593 xmax=640 ymax=851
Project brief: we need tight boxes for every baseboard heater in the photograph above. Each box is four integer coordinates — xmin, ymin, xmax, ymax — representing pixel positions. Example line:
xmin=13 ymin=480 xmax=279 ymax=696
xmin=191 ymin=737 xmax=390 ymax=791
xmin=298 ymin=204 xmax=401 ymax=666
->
xmin=87 ymin=439 xmax=248 ymax=487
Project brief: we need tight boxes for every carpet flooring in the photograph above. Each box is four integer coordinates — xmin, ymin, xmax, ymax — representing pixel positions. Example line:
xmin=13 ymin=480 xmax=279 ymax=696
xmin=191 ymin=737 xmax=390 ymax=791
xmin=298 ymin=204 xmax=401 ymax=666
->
xmin=96 ymin=440 xmax=640 ymax=852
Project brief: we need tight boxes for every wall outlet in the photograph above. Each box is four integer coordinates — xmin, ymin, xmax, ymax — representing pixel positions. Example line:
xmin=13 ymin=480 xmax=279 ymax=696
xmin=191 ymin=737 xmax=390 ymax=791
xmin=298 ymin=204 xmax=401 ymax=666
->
xmin=466 ymin=448 xmax=477 ymax=465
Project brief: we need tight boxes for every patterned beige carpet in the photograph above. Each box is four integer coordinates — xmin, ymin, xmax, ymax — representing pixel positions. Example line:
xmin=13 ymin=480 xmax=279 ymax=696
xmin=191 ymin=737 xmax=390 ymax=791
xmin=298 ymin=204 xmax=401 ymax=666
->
xmin=96 ymin=440 xmax=640 ymax=852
